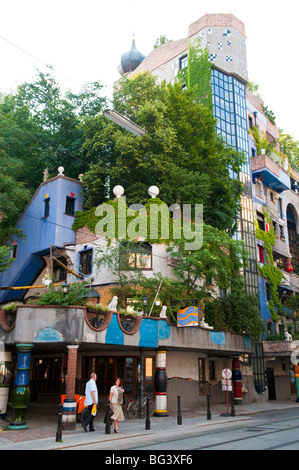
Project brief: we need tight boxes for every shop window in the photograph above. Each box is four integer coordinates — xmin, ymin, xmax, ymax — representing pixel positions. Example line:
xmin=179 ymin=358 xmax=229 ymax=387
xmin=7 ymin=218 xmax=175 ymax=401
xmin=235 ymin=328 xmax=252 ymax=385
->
xmin=198 ymin=358 xmax=207 ymax=394
xmin=209 ymin=360 xmax=216 ymax=381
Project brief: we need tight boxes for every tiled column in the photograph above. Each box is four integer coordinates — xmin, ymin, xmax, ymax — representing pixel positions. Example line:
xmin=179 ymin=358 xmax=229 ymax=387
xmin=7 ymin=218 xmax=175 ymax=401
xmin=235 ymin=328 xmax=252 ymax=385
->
xmin=62 ymin=345 xmax=79 ymax=430
xmin=8 ymin=344 xmax=33 ymax=430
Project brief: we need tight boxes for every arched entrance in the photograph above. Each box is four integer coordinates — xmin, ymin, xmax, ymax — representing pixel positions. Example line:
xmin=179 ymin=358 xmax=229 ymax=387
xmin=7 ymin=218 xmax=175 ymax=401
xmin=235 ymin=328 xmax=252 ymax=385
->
xmin=287 ymin=205 xmax=299 ymax=273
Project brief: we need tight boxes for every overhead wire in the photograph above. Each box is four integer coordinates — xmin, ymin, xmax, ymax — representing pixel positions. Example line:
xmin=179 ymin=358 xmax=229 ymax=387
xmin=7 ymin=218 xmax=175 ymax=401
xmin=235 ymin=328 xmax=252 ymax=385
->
xmin=0 ymin=33 xmax=82 ymax=88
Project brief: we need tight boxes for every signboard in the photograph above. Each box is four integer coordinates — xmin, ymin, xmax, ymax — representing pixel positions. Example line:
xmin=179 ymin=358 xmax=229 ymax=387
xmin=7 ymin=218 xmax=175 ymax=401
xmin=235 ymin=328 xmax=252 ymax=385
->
xmin=222 ymin=368 xmax=232 ymax=391
xmin=177 ymin=306 xmax=199 ymax=327
xmin=222 ymin=368 xmax=232 ymax=380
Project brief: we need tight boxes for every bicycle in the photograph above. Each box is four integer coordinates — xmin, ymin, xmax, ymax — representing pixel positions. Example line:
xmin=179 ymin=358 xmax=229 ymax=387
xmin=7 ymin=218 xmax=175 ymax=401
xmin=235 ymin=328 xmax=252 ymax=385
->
xmin=126 ymin=396 xmax=155 ymax=419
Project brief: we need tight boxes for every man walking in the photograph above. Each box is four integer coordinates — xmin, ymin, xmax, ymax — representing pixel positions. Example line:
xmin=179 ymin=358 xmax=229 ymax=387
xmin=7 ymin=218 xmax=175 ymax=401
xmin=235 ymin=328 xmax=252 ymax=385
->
xmin=82 ymin=372 xmax=98 ymax=432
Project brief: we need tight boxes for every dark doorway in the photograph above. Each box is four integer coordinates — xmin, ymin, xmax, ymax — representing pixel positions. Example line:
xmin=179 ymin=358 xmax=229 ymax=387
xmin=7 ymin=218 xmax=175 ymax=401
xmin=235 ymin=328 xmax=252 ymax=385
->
xmin=266 ymin=368 xmax=276 ymax=400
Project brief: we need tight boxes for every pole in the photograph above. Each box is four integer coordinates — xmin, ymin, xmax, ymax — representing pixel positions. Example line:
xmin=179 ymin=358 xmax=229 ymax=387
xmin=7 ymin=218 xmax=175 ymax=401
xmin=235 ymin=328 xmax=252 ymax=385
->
xmin=231 ymin=389 xmax=235 ymax=417
xmin=104 ymin=400 xmax=111 ymax=434
xmin=177 ymin=395 xmax=182 ymax=425
xmin=145 ymin=395 xmax=151 ymax=430
xmin=55 ymin=403 xmax=63 ymax=442
xmin=207 ymin=383 xmax=211 ymax=420
xmin=139 ymin=349 xmax=145 ymax=419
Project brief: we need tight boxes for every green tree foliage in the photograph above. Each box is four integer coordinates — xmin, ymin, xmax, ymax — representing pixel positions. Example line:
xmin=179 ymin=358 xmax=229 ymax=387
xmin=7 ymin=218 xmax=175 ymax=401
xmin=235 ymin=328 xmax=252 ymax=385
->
xmin=154 ymin=35 xmax=172 ymax=49
xmin=0 ymin=71 xmax=107 ymax=241
xmin=81 ymin=72 xmax=245 ymax=233
xmin=279 ymin=131 xmax=299 ymax=172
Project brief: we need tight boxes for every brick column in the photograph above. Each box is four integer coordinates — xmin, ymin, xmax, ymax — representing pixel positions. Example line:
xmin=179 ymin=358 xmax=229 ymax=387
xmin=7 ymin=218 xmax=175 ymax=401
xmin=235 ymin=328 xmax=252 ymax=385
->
xmin=62 ymin=345 xmax=79 ymax=430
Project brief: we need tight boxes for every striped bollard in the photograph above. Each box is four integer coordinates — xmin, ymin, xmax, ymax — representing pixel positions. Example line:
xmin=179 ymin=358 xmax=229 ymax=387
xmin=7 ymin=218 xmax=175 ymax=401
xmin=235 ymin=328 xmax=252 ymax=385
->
xmin=154 ymin=350 xmax=168 ymax=416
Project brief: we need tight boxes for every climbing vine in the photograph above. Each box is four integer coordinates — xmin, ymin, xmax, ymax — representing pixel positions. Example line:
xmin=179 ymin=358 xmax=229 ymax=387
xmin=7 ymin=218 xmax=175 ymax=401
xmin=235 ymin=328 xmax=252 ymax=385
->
xmin=177 ymin=38 xmax=213 ymax=111
xmin=72 ymin=197 xmax=177 ymax=245
xmin=254 ymin=208 xmax=283 ymax=322
xmin=250 ymin=125 xmax=278 ymax=157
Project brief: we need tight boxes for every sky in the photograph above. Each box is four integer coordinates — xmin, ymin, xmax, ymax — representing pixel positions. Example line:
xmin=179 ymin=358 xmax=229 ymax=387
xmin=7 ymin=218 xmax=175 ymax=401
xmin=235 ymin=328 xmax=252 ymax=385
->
xmin=0 ymin=0 xmax=298 ymax=140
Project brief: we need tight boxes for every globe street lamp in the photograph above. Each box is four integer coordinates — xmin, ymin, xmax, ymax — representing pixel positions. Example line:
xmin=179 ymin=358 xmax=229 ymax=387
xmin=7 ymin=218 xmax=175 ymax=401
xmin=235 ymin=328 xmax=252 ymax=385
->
xmin=142 ymin=295 xmax=148 ymax=316
xmin=62 ymin=282 xmax=69 ymax=304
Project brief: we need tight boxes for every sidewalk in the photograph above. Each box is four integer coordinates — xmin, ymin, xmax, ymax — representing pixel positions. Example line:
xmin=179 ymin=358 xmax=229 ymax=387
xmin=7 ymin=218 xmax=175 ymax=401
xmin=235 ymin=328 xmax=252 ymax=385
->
xmin=0 ymin=400 xmax=298 ymax=450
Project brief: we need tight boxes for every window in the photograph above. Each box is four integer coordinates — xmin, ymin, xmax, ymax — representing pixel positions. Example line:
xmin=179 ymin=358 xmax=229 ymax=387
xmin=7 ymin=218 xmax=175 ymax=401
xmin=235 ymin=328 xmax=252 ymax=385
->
xmin=65 ymin=196 xmax=75 ymax=216
xmin=209 ymin=360 xmax=216 ymax=381
xmin=198 ymin=358 xmax=207 ymax=394
xmin=53 ymin=257 xmax=67 ymax=282
xmin=248 ymin=116 xmax=253 ymax=129
xmin=11 ymin=242 xmax=17 ymax=259
xmin=277 ymin=198 xmax=283 ymax=218
xmin=256 ymin=211 xmax=265 ymax=231
xmin=44 ymin=198 xmax=50 ymax=218
xmin=255 ymin=181 xmax=263 ymax=198
xmin=180 ymin=55 xmax=188 ymax=69
xmin=79 ymin=249 xmax=93 ymax=275
xmin=257 ymin=245 xmax=265 ymax=264
xmin=279 ymin=225 xmax=285 ymax=240
xmin=126 ymin=243 xmax=152 ymax=270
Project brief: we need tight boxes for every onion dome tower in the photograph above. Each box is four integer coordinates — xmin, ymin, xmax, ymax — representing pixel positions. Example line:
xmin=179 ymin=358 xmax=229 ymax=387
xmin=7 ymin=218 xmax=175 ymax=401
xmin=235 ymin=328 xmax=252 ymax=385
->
xmin=118 ymin=34 xmax=145 ymax=76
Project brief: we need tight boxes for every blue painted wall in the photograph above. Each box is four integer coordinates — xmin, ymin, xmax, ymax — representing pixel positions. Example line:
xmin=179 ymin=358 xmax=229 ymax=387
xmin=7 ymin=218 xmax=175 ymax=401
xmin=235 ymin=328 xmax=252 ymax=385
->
xmin=0 ymin=175 xmax=83 ymax=303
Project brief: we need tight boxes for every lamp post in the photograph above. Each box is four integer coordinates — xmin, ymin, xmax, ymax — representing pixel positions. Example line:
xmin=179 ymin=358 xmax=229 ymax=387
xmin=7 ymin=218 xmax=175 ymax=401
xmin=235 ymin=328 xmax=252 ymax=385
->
xmin=62 ymin=282 xmax=69 ymax=304
xmin=143 ymin=295 xmax=148 ymax=316
xmin=103 ymin=109 xmax=146 ymax=136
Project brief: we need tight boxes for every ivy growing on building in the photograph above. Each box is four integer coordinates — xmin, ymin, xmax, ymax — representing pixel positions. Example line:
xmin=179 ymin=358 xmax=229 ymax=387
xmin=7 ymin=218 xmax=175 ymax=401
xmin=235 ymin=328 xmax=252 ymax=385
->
xmin=254 ymin=208 xmax=283 ymax=322
xmin=177 ymin=38 xmax=213 ymax=110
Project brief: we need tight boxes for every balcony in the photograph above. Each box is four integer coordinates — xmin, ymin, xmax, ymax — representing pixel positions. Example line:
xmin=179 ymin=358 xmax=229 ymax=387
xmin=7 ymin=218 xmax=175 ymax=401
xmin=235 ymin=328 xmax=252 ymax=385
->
xmin=252 ymin=154 xmax=291 ymax=193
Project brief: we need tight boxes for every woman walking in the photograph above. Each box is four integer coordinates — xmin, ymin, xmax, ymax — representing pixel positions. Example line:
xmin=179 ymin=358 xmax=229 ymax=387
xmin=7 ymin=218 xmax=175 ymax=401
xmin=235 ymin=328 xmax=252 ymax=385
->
xmin=109 ymin=377 xmax=125 ymax=433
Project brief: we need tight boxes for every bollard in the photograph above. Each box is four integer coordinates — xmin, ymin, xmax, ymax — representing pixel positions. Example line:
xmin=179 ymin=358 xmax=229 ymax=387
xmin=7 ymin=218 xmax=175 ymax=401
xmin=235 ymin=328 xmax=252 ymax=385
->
xmin=177 ymin=395 xmax=182 ymax=425
xmin=104 ymin=400 xmax=111 ymax=434
xmin=207 ymin=386 xmax=211 ymax=421
xmin=231 ymin=390 xmax=235 ymax=417
xmin=145 ymin=395 xmax=150 ymax=430
xmin=55 ymin=402 xmax=63 ymax=442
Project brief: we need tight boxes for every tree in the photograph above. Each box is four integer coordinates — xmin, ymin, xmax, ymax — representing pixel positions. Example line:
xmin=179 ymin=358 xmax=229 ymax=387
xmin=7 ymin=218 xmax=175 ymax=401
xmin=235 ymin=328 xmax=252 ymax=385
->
xmin=0 ymin=148 xmax=31 ymax=243
xmin=0 ymin=71 xmax=107 ymax=192
xmin=205 ymin=285 xmax=265 ymax=343
xmin=166 ymin=223 xmax=248 ymax=298
xmin=81 ymin=72 xmax=245 ymax=233
xmin=154 ymin=35 xmax=172 ymax=49
xmin=279 ymin=131 xmax=299 ymax=172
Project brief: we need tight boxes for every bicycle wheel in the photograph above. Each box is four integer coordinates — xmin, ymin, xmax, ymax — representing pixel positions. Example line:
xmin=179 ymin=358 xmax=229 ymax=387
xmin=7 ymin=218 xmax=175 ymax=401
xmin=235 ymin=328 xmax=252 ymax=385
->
xmin=143 ymin=400 xmax=155 ymax=417
xmin=127 ymin=400 xmax=139 ymax=419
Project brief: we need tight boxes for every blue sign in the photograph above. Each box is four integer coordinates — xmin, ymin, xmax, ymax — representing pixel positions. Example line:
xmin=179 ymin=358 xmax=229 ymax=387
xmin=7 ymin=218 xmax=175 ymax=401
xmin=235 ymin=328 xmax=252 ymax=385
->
xmin=177 ymin=306 xmax=199 ymax=327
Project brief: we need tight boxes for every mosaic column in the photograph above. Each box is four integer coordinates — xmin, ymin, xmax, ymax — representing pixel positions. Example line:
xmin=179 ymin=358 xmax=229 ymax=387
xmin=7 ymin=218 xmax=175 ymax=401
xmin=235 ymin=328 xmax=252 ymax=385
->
xmin=62 ymin=345 xmax=79 ymax=430
xmin=0 ymin=350 xmax=12 ymax=420
xmin=293 ymin=364 xmax=299 ymax=402
xmin=154 ymin=349 xmax=168 ymax=416
xmin=232 ymin=356 xmax=243 ymax=404
xmin=8 ymin=344 xmax=34 ymax=430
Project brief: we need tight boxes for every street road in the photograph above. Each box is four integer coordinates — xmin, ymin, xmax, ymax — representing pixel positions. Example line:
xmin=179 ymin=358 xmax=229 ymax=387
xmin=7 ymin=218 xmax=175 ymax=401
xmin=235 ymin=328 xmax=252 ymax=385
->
xmin=64 ymin=408 xmax=299 ymax=451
